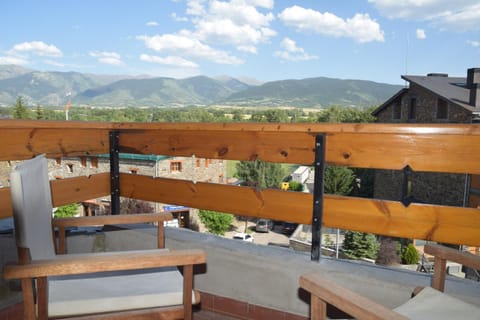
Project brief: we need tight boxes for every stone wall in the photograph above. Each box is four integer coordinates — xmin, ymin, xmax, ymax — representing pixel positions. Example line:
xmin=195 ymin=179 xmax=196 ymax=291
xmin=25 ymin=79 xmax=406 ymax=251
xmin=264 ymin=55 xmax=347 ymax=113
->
xmin=374 ymin=169 xmax=467 ymax=206
xmin=375 ymin=83 xmax=472 ymax=124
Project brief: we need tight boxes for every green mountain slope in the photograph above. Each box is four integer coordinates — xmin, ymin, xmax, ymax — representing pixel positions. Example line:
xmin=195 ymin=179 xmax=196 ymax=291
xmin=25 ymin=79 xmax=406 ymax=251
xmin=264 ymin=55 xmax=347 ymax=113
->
xmin=73 ymin=75 xmax=240 ymax=107
xmin=222 ymin=77 xmax=402 ymax=107
xmin=0 ymin=65 xmax=401 ymax=108
xmin=0 ymin=69 xmax=113 ymax=106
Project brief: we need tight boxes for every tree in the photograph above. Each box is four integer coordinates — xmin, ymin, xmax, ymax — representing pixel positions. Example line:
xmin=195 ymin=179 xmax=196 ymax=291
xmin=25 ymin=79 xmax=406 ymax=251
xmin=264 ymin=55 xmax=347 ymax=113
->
xmin=235 ymin=160 xmax=285 ymax=189
xmin=120 ymin=198 xmax=154 ymax=214
xmin=12 ymin=96 xmax=29 ymax=119
xmin=324 ymin=165 xmax=355 ymax=195
xmin=288 ymin=180 xmax=304 ymax=192
xmin=198 ymin=210 xmax=234 ymax=235
xmin=401 ymin=243 xmax=420 ymax=265
xmin=317 ymin=105 xmax=376 ymax=123
xmin=35 ymin=104 xmax=44 ymax=119
xmin=342 ymin=231 xmax=380 ymax=260
xmin=54 ymin=203 xmax=79 ymax=218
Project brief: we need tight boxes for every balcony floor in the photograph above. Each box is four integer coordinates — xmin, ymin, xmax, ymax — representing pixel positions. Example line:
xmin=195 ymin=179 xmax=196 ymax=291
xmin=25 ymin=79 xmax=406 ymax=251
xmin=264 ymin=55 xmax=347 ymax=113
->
xmin=0 ymin=301 xmax=288 ymax=320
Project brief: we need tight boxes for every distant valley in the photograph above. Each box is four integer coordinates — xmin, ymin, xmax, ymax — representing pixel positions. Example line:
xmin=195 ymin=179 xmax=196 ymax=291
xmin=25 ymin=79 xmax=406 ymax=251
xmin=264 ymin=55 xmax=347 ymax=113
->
xmin=0 ymin=65 xmax=402 ymax=108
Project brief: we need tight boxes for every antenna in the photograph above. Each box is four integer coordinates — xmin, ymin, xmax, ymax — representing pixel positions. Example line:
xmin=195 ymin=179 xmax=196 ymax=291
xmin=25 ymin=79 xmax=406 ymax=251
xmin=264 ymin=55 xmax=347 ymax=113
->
xmin=405 ymin=33 xmax=409 ymax=87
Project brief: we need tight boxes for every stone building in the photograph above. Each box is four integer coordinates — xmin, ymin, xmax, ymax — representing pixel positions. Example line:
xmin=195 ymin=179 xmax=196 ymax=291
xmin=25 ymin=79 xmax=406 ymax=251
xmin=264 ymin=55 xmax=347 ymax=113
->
xmin=371 ymin=68 xmax=480 ymax=207
xmin=1 ymin=154 xmax=227 ymax=225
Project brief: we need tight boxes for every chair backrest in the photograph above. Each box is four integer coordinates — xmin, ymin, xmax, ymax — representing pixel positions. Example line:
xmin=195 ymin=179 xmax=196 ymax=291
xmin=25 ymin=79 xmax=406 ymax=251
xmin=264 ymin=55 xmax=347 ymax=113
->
xmin=10 ymin=154 xmax=56 ymax=260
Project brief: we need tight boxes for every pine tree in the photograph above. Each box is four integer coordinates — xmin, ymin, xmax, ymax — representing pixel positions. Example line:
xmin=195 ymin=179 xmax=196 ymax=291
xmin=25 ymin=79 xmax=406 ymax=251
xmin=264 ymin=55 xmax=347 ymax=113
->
xmin=235 ymin=160 xmax=284 ymax=189
xmin=342 ymin=231 xmax=380 ymax=260
xmin=12 ymin=96 xmax=29 ymax=119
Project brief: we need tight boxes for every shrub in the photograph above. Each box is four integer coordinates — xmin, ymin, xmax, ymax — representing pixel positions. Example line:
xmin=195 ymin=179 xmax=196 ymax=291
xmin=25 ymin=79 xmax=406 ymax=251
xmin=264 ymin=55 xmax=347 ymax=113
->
xmin=342 ymin=231 xmax=379 ymax=260
xmin=199 ymin=210 xmax=234 ymax=235
xmin=401 ymin=243 xmax=420 ymax=264
xmin=54 ymin=203 xmax=79 ymax=218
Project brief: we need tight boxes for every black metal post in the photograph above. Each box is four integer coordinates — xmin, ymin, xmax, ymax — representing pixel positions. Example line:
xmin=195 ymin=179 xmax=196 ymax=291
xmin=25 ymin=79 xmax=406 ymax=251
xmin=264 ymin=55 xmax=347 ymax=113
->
xmin=311 ymin=134 xmax=325 ymax=261
xmin=109 ymin=130 xmax=120 ymax=215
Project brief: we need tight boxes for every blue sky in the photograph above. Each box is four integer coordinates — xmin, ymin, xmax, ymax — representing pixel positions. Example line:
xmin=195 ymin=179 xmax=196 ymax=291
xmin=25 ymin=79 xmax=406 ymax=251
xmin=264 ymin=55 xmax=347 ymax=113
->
xmin=1 ymin=0 xmax=479 ymax=84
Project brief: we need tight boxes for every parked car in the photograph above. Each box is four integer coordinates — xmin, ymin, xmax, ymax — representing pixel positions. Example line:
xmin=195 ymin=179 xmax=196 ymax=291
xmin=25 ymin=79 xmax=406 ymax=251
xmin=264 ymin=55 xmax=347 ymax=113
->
xmin=281 ymin=222 xmax=298 ymax=235
xmin=255 ymin=219 xmax=274 ymax=233
xmin=233 ymin=232 xmax=254 ymax=242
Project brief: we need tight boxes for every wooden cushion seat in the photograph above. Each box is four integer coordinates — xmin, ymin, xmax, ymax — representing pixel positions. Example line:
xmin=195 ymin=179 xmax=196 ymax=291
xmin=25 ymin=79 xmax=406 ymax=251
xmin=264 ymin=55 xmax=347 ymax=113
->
xmin=393 ymin=287 xmax=480 ymax=320
xmin=49 ymin=265 xmax=197 ymax=317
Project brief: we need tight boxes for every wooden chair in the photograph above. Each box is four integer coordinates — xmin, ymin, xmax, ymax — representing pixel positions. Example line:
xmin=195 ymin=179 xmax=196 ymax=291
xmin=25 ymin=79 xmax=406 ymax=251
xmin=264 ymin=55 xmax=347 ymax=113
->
xmin=3 ymin=154 xmax=206 ymax=319
xmin=300 ymin=243 xmax=480 ymax=320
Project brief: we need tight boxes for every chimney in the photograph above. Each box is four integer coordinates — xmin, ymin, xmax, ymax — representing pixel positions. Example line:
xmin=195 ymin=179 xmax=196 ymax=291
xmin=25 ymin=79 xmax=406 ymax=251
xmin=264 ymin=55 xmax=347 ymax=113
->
xmin=467 ymin=68 xmax=480 ymax=108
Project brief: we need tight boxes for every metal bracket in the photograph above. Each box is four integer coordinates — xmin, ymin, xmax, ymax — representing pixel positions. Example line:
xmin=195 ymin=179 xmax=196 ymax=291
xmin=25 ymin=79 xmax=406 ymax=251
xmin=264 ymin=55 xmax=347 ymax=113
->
xmin=401 ymin=165 xmax=414 ymax=207
xmin=109 ymin=130 xmax=120 ymax=215
xmin=311 ymin=134 xmax=326 ymax=261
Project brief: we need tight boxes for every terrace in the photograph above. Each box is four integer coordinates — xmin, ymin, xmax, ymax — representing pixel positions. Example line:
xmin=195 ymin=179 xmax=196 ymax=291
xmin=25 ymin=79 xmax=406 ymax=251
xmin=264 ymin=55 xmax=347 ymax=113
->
xmin=1 ymin=120 xmax=480 ymax=319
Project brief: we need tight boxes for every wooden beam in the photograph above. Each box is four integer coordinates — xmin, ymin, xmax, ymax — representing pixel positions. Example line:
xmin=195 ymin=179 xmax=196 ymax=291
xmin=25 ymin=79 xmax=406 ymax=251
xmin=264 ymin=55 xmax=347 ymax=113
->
xmin=0 ymin=128 xmax=109 ymax=160
xmin=1 ymin=121 xmax=480 ymax=173
xmin=119 ymin=129 xmax=315 ymax=164
xmin=120 ymin=174 xmax=480 ymax=246
xmin=50 ymin=173 xmax=110 ymax=207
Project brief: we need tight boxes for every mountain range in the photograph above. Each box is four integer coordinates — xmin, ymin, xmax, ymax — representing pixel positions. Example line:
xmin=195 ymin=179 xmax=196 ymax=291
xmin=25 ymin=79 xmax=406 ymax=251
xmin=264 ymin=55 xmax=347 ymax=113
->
xmin=0 ymin=65 xmax=402 ymax=108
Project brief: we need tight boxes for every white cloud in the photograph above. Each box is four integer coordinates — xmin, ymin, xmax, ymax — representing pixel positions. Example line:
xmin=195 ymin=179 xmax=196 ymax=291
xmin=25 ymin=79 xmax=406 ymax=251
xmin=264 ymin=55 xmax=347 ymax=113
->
xmin=0 ymin=55 xmax=29 ymax=65
xmin=10 ymin=41 xmax=63 ymax=57
xmin=191 ymin=0 xmax=276 ymax=49
xmin=416 ymin=29 xmax=426 ymax=39
xmin=369 ymin=0 xmax=480 ymax=32
xmin=140 ymin=54 xmax=199 ymax=68
xmin=278 ymin=6 xmax=384 ymax=43
xmin=146 ymin=21 xmax=159 ymax=27
xmin=89 ymin=51 xmax=124 ymax=65
xmin=171 ymin=13 xmax=188 ymax=22
xmin=186 ymin=0 xmax=206 ymax=16
xmin=139 ymin=0 xmax=275 ymax=66
xmin=183 ymin=0 xmax=276 ymax=54
xmin=137 ymin=34 xmax=243 ymax=65
xmin=467 ymin=40 xmax=480 ymax=47
xmin=274 ymin=37 xmax=318 ymax=62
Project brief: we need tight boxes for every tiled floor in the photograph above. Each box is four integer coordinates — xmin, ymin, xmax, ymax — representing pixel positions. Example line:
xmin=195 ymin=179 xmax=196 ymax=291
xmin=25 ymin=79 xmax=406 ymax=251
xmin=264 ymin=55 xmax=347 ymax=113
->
xmin=0 ymin=294 xmax=308 ymax=320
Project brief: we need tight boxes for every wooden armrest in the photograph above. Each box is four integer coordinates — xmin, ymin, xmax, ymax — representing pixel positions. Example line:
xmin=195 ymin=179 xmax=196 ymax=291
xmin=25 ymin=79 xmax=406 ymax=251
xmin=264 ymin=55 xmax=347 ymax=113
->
xmin=424 ymin=244 xmax=480 ymax=270
xmin=52 ymin=212 xmax=173 ymax=228
xmin=300 ymin=272 xmax=408 ymax=320
xmin=424 ymin=243 xmax=480 ymax=292
xmin=4 ymin=249 xmax=206 ymax=280
xmin=53 ymin=213 xmax=173 ymax=253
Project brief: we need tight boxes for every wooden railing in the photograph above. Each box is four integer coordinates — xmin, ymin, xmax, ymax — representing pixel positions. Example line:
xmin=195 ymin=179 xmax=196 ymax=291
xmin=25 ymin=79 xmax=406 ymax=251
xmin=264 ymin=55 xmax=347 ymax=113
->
xmin=1 ymin=120 xmax=480 ymax=246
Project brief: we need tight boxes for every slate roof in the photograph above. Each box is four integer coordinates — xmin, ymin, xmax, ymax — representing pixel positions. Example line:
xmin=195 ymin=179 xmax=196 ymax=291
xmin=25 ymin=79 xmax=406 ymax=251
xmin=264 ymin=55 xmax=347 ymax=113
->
xmin=372 ymin=73 xmax=478 ymax=116
xmin=402 ymin=75 xmax=474 ymax=111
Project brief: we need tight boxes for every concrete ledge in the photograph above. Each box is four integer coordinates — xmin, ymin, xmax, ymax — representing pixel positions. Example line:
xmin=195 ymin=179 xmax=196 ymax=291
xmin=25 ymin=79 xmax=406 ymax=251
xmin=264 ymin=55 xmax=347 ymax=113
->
xmin=103 ymin=227 xmax=480 ymax=317
xmin=2 ymin=227 xmax=479 ymax=318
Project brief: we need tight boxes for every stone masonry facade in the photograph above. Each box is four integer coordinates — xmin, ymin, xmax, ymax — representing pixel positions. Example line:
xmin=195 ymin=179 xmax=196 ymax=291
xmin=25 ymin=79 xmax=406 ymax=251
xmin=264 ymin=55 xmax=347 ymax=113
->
xmin=373 ymin=83 xmax=469 ymax=206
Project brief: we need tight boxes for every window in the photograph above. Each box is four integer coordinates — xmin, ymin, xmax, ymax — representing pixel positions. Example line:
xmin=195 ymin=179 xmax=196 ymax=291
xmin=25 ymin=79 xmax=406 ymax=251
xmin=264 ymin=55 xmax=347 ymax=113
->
xmin=408 ymin=98 xmax=416 ymax=120
xmin=66 ymin=163 xmax=74 ymax=173
xmin=437 ymin=98 xmax=448 ymax=119
xmin=90 ymin=157 xmax=98 ymax=168
xmin=205 ymin=159 xmax=209 ymax=168
xmin=170 ymin=161 xmax=182 ymax=173
xmin=80 ymin=156 xmax=87 ymax=167
xmin=392 ymin=101 xmax=401 ymax=120
xmin=196 ymin=159 xmax=201 ymax=168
